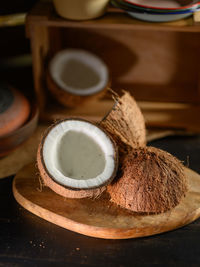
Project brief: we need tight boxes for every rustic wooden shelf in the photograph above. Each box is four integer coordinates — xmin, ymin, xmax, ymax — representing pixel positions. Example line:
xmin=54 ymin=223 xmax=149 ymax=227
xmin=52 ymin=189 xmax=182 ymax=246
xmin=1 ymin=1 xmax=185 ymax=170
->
xmin=27 ymin=2 xmax=200 ymax=33
xmin=27 ymin=2 xmax=200 ymax=132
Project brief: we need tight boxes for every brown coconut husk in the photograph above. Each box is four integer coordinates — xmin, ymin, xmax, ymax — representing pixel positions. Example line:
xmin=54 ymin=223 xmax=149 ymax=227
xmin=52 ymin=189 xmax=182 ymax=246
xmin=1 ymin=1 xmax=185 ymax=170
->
xmin=37 ymin=118 xmax=118 ymax=199
xmin=107 ymin=146 xmax=188 ymax=214
xmin=46 ymin=70 xmax=108 ymax=108
xmin=100 ymin=90 xmax=146 ymax=153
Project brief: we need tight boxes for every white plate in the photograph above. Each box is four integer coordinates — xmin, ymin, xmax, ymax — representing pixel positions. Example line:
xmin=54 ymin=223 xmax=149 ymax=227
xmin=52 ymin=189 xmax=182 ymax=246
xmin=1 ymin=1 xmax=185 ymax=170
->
xmin=125 ymin=0 xmax=185 ymax=9
xmin=127 ymin=11 xmax=192 ymax=22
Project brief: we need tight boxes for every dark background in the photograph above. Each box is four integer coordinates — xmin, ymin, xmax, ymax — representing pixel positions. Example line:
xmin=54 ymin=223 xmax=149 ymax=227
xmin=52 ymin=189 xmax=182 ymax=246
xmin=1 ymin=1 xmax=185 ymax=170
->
xmin=0 ymin=0 xmax=37 ymax=93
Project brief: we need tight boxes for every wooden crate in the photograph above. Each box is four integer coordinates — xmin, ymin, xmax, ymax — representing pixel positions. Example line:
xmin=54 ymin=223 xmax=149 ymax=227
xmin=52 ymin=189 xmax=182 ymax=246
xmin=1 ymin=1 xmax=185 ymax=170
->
xmin=26 ymin=2 xmax=200 ymax=132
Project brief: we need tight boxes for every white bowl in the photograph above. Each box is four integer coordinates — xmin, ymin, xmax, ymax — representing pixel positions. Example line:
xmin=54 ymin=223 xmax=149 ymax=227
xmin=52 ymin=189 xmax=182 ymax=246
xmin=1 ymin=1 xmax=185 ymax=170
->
xmin=127 ymin=11 xmax=192 ymax=22
xmin=53 ymin=0 xmax=110 ymax=20
xmin=125 ymin=0 xmax=196 ymax=10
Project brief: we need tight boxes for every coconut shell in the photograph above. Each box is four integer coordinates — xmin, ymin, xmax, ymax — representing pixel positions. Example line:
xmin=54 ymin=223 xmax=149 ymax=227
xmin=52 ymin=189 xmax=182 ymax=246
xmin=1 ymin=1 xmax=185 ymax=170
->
xmin=37 ymin=118 xmax=118 ymax=199
xmin=107 ymin=146 xmax=188 ymax=214
xmin=46 ymin=70 xmax=108 ymax=108
xmin=100 ymin=91 xmax=146 ymax=152
xmin=37 ymin=144 xmax=106 ymax=198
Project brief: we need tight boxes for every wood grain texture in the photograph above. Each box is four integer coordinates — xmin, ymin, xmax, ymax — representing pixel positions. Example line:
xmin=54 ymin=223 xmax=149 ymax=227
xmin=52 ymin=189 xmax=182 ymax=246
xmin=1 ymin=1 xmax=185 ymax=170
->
xmin=0 ymin=124 xmax=46 ymax=179
xmin=13 ymin=163 xmax=200 ymax=239
xmin=41 ymin=99 xmax=200 ymax=132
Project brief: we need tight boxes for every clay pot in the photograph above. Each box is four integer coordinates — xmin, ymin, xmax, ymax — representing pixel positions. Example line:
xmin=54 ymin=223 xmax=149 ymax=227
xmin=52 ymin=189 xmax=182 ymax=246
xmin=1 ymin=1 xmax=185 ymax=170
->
xmin=0 ymin=84 xmax=30 ymax=137
xmin=0 ymin=86 xmax=39 ymax=157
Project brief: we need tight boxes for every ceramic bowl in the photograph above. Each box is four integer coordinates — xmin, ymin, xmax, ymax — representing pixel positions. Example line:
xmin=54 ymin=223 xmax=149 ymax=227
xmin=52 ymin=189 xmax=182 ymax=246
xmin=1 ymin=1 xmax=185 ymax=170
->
xmin=113 ymin=0 xmax=200 ymax=14
xmin=0 ymin=102 xmax=39 ymax=157
xmin=127 ymin=10 xmax=192 ymax=22
xmin=0 ymin=84 xmax=30 ymax=137
xmin=111 ymin=0 xmax=198 ymax=21
xmin=123 ymin=2 xmax=200 ymax=14
xmin=53 ymin=0 xmax=110 ymax=20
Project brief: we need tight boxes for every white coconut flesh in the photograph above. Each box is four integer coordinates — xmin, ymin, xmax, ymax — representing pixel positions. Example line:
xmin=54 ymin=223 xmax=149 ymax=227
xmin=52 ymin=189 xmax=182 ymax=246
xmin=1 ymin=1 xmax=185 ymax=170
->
xmin=49 ymin=49 xmax=109 ymax=96
xmin=42 ymin=120 xmax=116 ymax=189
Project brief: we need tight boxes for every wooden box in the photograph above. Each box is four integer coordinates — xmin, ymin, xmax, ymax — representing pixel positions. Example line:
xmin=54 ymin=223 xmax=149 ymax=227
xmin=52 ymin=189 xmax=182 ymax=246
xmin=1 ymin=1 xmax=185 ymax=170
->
xmin=26 ymin=2 xmax=200 ymax=131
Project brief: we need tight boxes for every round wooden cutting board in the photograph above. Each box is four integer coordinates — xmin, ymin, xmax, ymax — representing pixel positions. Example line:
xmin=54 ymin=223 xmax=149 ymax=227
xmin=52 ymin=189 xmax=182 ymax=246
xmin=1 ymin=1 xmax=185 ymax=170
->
xmin=13 ymin=163 xmax=200 ymax=239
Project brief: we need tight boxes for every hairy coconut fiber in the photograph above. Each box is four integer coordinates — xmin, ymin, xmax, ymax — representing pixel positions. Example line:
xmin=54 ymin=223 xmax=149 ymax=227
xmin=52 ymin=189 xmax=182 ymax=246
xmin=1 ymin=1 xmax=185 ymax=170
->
xmin=100 ymin=91 xmax=146 ymax=152
xmin=107 ymin=146 xmax=188 ymax=214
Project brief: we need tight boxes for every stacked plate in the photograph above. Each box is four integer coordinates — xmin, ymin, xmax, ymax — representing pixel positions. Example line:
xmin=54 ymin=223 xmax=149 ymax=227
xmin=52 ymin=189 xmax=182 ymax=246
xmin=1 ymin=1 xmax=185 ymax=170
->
xmin=111 ymin=0 xmax=200 ymax=22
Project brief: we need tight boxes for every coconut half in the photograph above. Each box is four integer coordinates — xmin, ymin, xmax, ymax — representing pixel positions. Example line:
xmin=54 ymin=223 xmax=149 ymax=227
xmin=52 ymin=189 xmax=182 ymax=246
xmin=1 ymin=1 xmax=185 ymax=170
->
xmin=107 ymin=146 xmax=188 ymax=214
xmin=47 ymin=49 xmax=109 ymax=108
xmin=37 ymin=119 xmax=118 ymax=198
xmin=100 ymin=90 xmax=146 ymax=153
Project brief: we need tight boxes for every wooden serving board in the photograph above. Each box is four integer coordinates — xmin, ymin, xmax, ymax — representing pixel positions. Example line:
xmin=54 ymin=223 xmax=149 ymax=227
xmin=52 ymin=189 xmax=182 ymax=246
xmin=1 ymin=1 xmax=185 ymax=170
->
xmin=13 ymin=163 xmax=200 ymax=239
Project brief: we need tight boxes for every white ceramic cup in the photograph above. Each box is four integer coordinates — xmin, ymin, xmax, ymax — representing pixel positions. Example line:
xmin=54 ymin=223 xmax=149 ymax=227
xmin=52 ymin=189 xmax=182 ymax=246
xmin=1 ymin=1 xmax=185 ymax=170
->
xmin=53 ymin=0 xmax=110 ymax=20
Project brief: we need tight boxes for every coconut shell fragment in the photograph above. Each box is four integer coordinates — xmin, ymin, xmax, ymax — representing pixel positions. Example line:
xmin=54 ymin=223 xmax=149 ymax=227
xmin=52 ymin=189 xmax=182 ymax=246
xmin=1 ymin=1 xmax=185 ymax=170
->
xmin=107 ymin=146 xmax=188 ymax=214
xmin=100 ymin=91 xmax=146 ymax=152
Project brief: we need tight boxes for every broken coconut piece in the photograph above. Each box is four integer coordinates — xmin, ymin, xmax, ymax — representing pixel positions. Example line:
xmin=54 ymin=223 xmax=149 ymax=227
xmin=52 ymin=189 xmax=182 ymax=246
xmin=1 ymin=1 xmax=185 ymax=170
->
xmin=100 ymin=91 xmax=146 ymax=152
xmin=47 ymin=49 xmax=109 ymax=108
xmin=107 ymin=146 xmax=188 ymax=214
xmin=37 ymin=118 xmax=118 ymax=198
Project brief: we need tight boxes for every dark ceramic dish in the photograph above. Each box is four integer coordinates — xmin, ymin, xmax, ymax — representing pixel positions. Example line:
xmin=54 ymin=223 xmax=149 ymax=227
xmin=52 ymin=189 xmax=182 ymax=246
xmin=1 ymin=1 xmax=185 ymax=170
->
xmin=0 ymin=102 xmax=39 ymax=157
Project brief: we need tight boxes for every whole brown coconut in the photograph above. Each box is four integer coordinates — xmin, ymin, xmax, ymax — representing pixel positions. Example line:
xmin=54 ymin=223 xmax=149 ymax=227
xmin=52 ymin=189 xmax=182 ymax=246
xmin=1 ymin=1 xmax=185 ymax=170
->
xmin=107 ymin=146 xmax=188 ymax=214
xmin=100 ymin=91 xmax=146 ymax=152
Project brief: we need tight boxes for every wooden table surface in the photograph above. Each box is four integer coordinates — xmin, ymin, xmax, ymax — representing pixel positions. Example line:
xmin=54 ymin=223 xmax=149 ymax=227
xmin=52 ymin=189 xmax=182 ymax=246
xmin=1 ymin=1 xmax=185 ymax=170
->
xmin=1 ymin=134 xmax=200 ymax=267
